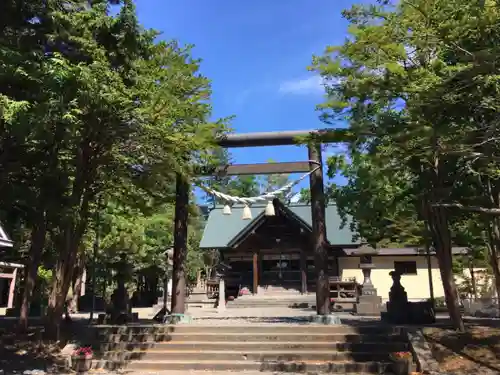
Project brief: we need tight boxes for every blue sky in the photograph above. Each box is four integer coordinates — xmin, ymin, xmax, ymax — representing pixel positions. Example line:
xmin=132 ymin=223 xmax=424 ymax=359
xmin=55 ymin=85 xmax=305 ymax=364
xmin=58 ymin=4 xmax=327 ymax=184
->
xmin=135 ymin=0 xmax=358 ymax=197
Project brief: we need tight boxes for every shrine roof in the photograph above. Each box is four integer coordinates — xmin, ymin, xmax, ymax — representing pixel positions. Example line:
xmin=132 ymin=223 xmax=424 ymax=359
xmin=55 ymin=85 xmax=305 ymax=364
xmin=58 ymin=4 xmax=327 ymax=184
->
xmin=199 ymin=202 xmax=358 ymax=249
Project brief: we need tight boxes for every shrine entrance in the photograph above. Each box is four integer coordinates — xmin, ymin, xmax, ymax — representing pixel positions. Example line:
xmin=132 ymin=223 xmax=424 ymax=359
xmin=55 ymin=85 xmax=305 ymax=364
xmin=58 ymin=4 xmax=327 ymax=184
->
xmin=260 ymin=251 xmax=301 ymax=292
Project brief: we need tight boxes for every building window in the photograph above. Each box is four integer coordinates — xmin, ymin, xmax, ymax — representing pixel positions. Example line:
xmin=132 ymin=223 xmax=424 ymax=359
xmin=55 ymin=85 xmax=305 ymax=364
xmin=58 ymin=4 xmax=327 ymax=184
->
xmin=394 ymin=261 xmax=417 ymax=275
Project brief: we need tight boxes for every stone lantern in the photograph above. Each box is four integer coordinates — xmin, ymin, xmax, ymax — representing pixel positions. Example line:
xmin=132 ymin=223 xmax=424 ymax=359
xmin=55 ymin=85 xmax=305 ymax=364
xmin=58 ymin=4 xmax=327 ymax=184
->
xmin=353 ymin=241 xmax=382 ymax=316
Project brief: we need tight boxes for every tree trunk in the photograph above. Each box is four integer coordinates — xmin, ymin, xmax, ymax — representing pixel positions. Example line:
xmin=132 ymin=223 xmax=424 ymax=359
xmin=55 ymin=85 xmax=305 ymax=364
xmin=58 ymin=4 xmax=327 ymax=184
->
xmin=19 ymin=214 xmax=46 ymax=331
xmin=45 ymin=228 xmax=80 ymax=339
xmin=170 ymin=173 xmax=189 ymax=314
xmin=426 ymin=199 xmax=464 ymax=330
xmin=486 ymin=221 xmax=500 ymax=316
xmin=45 ymin=228 xmax=86 ymax=337
xmin=483 ymin=177 xmax=500 ymax=316
xmin=45 ymin=194 xmax=91 ymax=338
xmin=425 ymin=203 xmax=465 ymax=331
xmin=422 ymin=138 xmax=465 ymax=332
xmin=469 ymin=263 xmax=477 ymax=299
xmin=71 ymin=253 xmax=85 ymax=313
xmin=45 ymin=138 xmax=95 ymax=339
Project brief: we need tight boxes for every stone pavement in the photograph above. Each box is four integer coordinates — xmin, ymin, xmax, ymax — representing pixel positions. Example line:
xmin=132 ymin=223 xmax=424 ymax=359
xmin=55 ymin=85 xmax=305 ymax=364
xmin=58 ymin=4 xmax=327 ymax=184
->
xmin=84 ymin=372 xmax=328 ymax=375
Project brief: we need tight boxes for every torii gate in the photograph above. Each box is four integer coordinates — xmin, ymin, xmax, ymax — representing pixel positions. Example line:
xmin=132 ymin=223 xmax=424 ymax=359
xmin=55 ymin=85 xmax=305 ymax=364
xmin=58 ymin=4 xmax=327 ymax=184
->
xmin=170 ymin=129 xmax=338 ymax=317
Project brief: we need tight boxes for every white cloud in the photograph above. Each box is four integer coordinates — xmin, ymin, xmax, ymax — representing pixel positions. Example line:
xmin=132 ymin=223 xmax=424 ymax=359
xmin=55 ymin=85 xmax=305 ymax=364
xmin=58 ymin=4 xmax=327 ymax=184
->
xmin=278 ymin=75 xmax=324 ymax=95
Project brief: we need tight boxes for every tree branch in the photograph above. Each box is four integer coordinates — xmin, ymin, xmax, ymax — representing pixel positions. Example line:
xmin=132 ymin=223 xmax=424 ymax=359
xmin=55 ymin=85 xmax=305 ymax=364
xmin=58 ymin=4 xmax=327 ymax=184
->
xmin=433 ymin=203 xmax=500 ymax=215
xmin=445 ymin=150 xmax=500 ymax=162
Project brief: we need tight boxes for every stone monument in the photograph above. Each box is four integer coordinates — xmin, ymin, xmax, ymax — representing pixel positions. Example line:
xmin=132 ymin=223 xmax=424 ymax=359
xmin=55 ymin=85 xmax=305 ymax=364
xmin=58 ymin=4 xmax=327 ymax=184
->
xmin=382 ymin=270 xmax=435 ymax=324
xmin=103 ymin=254 xmax=134 ymax=324
xmin=389 ymin=270 xmax=408 ymax=304
xmin=385 ymin=270 xmax=409 ymax=323
xmin=154 ymin=248 xmax=174 ymax=313
xmin=213 ymin=261 xmax=231 ymax=313
xmin=354 ymin=243 xmax=382 ymax=316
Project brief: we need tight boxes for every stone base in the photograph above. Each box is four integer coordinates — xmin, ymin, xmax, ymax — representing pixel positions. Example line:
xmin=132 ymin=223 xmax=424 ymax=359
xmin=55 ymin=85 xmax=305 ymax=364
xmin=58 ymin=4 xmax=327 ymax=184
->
xmin=382 ymin=300 xmax=435 ymax=324
xmin=309 ymin=314 xmax=342 ymax=325
xmin=164 ymin=313 xmax=192 ymax=324
xmin=356 ymin=294 xmax=382 ymax=316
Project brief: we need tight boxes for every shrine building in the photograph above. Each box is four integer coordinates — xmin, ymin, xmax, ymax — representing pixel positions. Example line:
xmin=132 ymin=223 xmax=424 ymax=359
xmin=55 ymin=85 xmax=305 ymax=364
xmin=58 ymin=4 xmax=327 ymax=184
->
xmin=199 ymin=200 xmax=468 ymax=302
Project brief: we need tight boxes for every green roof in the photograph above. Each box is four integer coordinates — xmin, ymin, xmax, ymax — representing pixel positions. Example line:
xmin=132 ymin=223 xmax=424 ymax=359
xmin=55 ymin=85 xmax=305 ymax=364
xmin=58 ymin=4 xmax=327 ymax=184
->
xmin=199 ymin=203 xmax=358 ymax=249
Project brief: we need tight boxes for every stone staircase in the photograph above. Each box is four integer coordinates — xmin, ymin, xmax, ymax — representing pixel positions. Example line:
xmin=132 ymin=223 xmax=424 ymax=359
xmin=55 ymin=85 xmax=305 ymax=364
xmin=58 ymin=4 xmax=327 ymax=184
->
xmin=90 ymin=323 xmax=413 ymax=373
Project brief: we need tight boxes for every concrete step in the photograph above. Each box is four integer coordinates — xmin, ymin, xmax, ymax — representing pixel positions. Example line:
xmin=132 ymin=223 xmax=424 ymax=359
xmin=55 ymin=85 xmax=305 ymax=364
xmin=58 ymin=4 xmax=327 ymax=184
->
xmin=93 ymin=323 xmax=403 ymax=335
xmin=227 ymin=303 xmax=313 ymax=308
xmin=228 ymin=297 xmax=315 ymax=303
xmin=101 ymin=349 xmax=393 ymax=362
xmin=86 ymin=371 xmax=382 ymax=375
xmin=92 ymin=359 xmax=391 ymax=373
xmin=98 ymin=332 xmax=406 ymax=344
xmin=99 ymin=340 xmax=409 ymax=352
xmin=244 ymin=294 xmax=311 ymax=298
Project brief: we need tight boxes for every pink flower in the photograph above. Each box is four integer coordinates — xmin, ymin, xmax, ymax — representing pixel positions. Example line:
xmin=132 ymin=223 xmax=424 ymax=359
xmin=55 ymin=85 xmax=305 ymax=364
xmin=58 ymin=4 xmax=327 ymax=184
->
xmin=73 ymin=346 xmax=93 ymax=357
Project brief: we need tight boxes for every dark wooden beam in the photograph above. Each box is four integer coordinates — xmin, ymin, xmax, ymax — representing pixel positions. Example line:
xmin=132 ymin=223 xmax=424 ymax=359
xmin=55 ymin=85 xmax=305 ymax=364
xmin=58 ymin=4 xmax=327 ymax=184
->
xmin=300 ymin=250 xmax=307 ymax=294
xmin=200 ymin=161 xmax=311 ymax=176
xmin=216 ymin=129 xmax=346 ymax=148
xmin=253 ymin=251 xmax=259 ymax=294
xmin=308 ymin=143 xmax=330 ymax=315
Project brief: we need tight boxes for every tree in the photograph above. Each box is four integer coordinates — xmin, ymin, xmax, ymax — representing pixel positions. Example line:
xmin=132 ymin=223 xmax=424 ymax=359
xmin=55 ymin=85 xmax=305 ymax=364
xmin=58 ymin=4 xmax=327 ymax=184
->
xmin=327 ymin=153 xmax=424 ymax=248
xmin=259 ymin=159 xmax=290 ymax=195
xmin=309 ymin=0 xmax=500 ymax=330
xmin=0 ymin=0 xmax=225 ymax=336
xmin=203 ymin=148 xmax=233 ymax=207
xmin=297 ymin=188 xmax=311 ymax=204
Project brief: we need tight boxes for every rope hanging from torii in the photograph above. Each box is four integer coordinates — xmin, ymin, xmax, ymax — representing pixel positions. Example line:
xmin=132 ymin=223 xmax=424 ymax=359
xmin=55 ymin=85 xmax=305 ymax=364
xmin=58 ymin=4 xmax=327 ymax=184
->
xmin=197 ymin=161 xmax=321 ymax=220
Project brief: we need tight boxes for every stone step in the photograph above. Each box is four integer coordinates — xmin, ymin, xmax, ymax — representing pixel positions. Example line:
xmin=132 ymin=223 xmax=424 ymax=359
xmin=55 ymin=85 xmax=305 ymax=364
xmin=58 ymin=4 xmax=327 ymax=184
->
xmin=92 ymin=359 xmax=391 ymax=373
xmin=101 ymin=349 xmax=393 ymax=362
xmin=234 ymin=293 xmax=315 ymax=298
xmin=93 ymin=323 xmax=403 ymax=335
xmin=227 ymin=303 xmax=314 ymax=308
xmin=99 ymin=340 xmax=409 ymax=352
xmin=227 ymin=299 xmax=316 ymax=308
xmin=98 ymin=332 xmax=406 ymax=343
xmin=229 ymin=296 xmax=315 ymax=301
xmin=86 ymin=371 xmax=382 ymax=375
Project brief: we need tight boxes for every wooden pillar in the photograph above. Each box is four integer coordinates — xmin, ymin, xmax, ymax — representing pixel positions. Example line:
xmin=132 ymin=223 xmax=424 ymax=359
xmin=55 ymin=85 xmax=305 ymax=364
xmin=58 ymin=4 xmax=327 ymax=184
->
xmin=308 ymin=143 xmax=330 ymax=315
xmin=170 ymin=173 xmax=189 ymax=315
xmin=7 ymin=268 xmax=17 ymax=309
xmin=300 ymin=250 xmax=307 ymax=294
xmin=252 ymin=251 xmax=259 ymax=294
